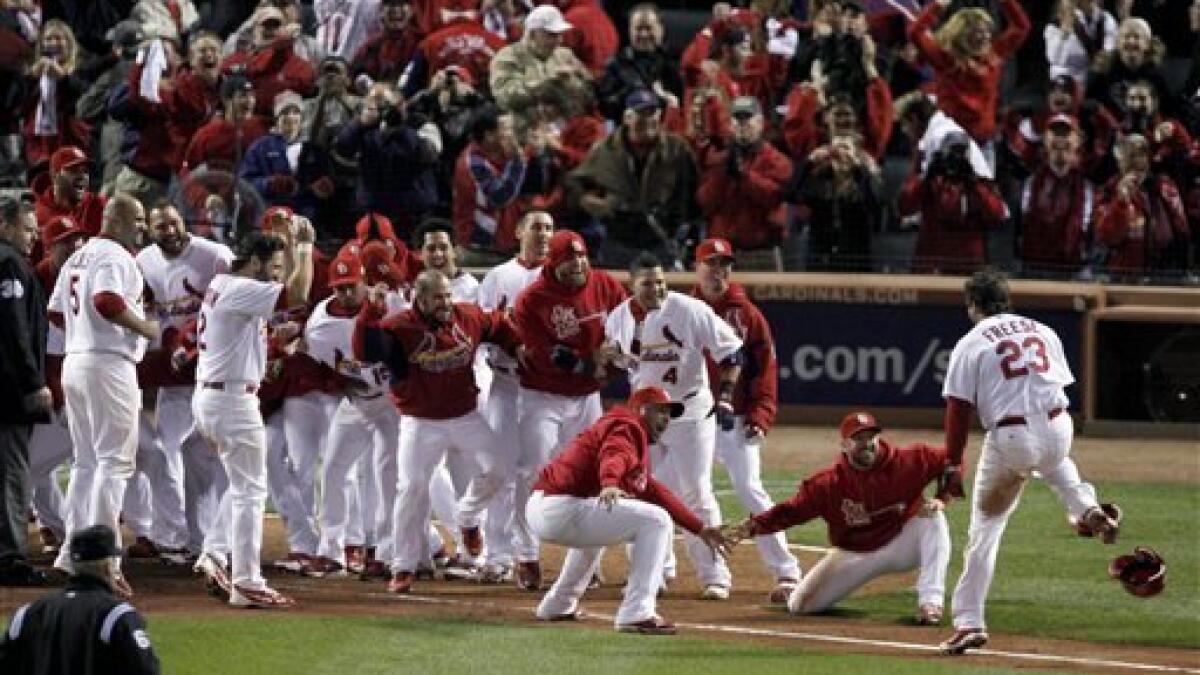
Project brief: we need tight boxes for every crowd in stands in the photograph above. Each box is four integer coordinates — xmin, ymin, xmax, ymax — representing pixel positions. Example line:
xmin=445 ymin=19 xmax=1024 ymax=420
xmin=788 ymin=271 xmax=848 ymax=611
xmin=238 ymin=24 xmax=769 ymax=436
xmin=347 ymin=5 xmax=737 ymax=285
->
xmin=1 ymin=0 xmax=1197 ymax=283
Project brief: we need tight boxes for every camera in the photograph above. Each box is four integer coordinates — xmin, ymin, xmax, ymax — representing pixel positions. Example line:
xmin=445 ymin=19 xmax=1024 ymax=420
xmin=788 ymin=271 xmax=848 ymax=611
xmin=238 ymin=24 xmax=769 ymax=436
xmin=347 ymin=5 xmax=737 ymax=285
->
xmin=378 ymin=102 xmax=405 ymax=127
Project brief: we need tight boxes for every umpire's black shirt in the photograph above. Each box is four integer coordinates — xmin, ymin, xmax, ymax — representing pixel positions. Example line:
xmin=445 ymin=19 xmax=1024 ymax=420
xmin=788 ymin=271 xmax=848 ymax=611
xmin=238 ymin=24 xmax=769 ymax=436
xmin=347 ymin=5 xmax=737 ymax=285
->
xmin=0 ymin=575 xmax=161 ymax=675
xmin=0 ymin=238 xmax=47 ymax=425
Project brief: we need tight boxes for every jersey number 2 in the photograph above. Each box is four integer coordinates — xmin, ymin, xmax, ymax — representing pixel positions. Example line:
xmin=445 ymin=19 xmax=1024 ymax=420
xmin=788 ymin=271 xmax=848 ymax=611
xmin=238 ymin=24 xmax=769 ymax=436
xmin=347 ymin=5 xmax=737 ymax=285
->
xmin=996 ymin=337 xmax=1049 ymax=380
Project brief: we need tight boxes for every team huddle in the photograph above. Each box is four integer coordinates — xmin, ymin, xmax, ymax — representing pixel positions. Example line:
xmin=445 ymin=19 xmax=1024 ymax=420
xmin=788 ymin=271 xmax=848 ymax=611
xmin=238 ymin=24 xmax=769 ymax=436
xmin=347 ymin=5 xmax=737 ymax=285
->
xmin=39 ymin=191 xmax=1122 ymax=650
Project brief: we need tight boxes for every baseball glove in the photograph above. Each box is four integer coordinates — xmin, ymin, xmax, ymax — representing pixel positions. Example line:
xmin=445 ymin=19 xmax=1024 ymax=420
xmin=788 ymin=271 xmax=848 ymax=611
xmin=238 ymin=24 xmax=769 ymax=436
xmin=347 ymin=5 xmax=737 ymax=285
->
xmin=1108 ymin=547 xmax=1166 ymax=598
xmin=935 ymin=464 xmax=965 ymax=500
xmin=1075 ymin=502 xmax=1123 ymax=539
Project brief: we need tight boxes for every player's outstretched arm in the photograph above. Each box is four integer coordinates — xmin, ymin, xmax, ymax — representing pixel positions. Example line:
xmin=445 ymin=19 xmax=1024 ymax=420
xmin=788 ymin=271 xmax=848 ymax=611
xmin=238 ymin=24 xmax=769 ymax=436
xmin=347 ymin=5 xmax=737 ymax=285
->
xmin=284 ymin=218 xmax=315 ymax=308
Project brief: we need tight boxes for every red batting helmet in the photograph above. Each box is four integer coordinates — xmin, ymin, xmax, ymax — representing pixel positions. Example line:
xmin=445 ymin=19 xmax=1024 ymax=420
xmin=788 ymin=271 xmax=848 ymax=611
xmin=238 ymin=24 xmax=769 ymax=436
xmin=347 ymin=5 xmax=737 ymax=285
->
xmin=1108 ymin=547 xmax=1166 ymax=598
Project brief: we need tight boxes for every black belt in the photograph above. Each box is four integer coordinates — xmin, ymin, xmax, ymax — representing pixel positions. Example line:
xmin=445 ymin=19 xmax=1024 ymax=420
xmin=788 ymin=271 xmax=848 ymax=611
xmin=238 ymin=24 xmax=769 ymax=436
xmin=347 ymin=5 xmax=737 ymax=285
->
xmin=996 ymin=407 xmax=1064 ymax=428
xmin=354 ymin=392 xmax=384 ymax=401
xmin=201 ymin=381 xmax=258 ymax=394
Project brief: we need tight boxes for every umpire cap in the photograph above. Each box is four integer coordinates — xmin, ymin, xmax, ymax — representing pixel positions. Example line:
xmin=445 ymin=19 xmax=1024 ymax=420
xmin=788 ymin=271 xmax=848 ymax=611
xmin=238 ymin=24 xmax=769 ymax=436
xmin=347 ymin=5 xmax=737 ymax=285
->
xmin=70 ymin=525 xmax=122 ymax=562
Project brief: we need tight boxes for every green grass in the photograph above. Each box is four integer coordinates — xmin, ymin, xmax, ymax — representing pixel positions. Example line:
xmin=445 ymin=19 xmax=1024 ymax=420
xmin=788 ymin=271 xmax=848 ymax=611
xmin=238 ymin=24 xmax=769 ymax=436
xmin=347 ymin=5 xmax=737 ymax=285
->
xmin=139 ymin=615 xmax=1061 ymax=675
xmin=713 ymin=471 xmax=1200 ymax=649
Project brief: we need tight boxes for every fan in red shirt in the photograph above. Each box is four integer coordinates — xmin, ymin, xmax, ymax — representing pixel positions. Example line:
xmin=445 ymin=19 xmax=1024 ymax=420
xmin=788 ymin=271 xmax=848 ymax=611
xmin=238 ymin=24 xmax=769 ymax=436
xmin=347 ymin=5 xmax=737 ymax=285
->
xmin=726 ymin=411 xmax=952 ymax=626
xmin=1017 ymin=115 xmax=1097 ymax=278
xmin=509 ymin=230 xmax=626 ymax=590
xmin=555 ymin=0 xmax=619 ymax=77
xmin=403 ymin=14 xmax=507 ymax=97
xmin=350 ymin=0 xmax=421 ymax=91
xmin=529 ymin=386 xmax=731 ymax=635
xmin=220 ymin=7 xmax=316 ymax=117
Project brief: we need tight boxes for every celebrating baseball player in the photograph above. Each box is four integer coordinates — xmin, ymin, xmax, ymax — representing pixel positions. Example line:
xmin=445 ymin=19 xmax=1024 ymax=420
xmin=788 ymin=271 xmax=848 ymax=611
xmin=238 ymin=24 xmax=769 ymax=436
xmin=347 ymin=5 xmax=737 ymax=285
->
xmin=938 ymin=269 xmax=1120 ymax=655
xmin=475 ymin=210 xmax=554 ymax=582
xmin=691 ymin=238 xmax=802 ymax=603
xmin=726 ymin=412 xmax=953 ymax=624
xmin=510 ymin=230 xmax=627 ymax=590
xmin=48 ymin=194 xmax=158 ymax=597
xmin=191 ymin=224 xmax=315 ymax=609
xmin=353 ymin=269 xmax=522 ymax=594
xmin=605 ymin=252 xmax=742 ymax=599
xmin=528 ymin=386 xmax=732 ymax=635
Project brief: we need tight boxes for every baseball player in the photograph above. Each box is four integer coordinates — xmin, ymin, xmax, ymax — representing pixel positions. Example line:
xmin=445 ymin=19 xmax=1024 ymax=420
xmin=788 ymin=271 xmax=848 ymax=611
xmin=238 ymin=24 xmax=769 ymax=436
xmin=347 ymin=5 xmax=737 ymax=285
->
xmin=605 ymin=252 xmax=741 ymax=599
xmin=191 ymin=225 xmax=314 ymax=609
xmin=136 ymin=201 xmax=233 ymax=563
xmin=47 ymin=194 xmax=158 ymax=597
xmin=510 ymin=230 xmax=627 ymax=590
xmin=938 ymin=269 xmax=1119 ymax=655
xmin=353 ymin=269 xmax=522 ymax=594
xmin=690 ymin=238 xmax=801 ymax=603
xmin=726 ymin=412 xmax=953 ymax=624
xmin=475 ymin=210 xmax=554 ymax=582
xmin=528 ymin=386 xmax=732 ymax=635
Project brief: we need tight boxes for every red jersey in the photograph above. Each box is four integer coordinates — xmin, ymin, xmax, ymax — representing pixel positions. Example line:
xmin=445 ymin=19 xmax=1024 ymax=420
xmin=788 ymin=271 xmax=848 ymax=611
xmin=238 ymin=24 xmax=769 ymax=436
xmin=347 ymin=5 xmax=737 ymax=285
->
xmin=513 ymin=264 xmax=626 ymax=397
xmin=749 ymin=440 xmax=949 ymax=552
xmin=416 ymin=21 xmax=507 ymax=93
xmin=534 ymin=405 xmax=705 ymax=535
xmin=691 ymin=283 xmax=777 ymax=433
xmin=353 ymin=301 xmax=520 ymax=419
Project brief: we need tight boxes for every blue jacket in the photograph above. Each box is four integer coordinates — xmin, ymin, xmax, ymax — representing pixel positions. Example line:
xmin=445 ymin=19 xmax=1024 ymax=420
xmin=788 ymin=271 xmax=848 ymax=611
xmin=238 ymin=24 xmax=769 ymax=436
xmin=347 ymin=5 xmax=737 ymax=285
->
xmin=238 ymin=132 xmax=334 ymax=218
xmin=334 ymin=120 xmax=439 ymax=231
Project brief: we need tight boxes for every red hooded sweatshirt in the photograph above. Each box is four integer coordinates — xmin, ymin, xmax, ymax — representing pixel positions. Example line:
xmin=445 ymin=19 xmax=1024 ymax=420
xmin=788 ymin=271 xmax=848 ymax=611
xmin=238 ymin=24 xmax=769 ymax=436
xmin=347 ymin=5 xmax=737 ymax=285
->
xmin=691 ymin=282 xmax=777 ymax=433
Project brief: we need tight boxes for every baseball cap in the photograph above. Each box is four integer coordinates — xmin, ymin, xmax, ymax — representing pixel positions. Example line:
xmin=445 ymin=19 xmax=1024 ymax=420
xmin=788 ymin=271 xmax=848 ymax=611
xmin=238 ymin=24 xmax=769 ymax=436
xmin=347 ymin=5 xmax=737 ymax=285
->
xmin=546 ymin=229 xmax=587 ymax=269
xmin=329 ymin=256 xmax=365 ymax=287
xmin=356 ymin=212 xmax=397 ymax=243
xmin=50 ymin=146 xmax=88 ymax=174
xmin=256 ymin=5 xmax=286 ymax=26
xmin=524 ymin=5 xmax=573 ymax=34
xmin=220 ymin=72 xmax=254 ymax=99
xmin=43 ymin=215 xmax=86 ymax=245
xmin=839 ymin=411 xmax=881 ymax=440
xmin=260 ymin=205 xmax=294 ymax=231
xmin=273 ymin=90 xmax=303 ymax=117
xmin=361 ymin=240 xmax=403 ymax=287
xmin=1046 ymin=112 xmax=1080 ymax=133
xmin=625 ymin=88 xmax=660 ymax=113
xmin=105 ymin=19 xmax=145 ymax=49
xmin=730 ymin=96 xmax=761 ymax=120
xmin=696 ymin=237 xmax=735 ymax=264
xmin=70 ymin=524 xmax=122 ymax=563
xmin=628 ymin=386 xmax=684 ymax=418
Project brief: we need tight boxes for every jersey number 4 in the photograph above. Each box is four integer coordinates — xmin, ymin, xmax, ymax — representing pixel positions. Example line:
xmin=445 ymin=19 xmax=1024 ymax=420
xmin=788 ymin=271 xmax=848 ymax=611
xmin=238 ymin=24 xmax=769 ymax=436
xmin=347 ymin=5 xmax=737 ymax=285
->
xmin=996 ymin=337 xmax=1049 ymax=380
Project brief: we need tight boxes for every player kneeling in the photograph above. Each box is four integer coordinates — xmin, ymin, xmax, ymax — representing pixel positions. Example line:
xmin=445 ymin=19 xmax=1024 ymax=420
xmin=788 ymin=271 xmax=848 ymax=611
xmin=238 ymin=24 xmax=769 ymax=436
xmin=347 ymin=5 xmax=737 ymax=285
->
xmin=526 ymin=387 xmax=732 ymax=635
xmin=726 ymin=412 xmax=953 ymax=625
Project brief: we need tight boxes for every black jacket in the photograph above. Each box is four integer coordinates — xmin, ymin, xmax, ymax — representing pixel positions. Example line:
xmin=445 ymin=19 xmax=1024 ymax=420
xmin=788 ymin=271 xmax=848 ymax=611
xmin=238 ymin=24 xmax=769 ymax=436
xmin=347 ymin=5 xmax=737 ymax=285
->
xmin=0 ymin=240 xmax=46 ymax=424
xmin=595 ymin=46 xmax=683 ymax=124
xmin=0 ymin=575 xmax=160 ymax=675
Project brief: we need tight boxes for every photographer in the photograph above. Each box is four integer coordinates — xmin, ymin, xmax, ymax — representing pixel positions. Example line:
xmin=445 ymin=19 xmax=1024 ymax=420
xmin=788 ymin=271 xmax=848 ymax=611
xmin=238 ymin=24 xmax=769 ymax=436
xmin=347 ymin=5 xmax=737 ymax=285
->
xmin=239 ymin=91 xmax=337 ymax=221
xmin=1121 ymin=80 xmax=1193 ymax=173
xmin=696 ymin=97 xmax=792 ymax=269
xmin=334 ymin=82 xmax=441 ymax=238
xmin=790 ymin=133 xmax=881 ymax=272
xmin=899 ymin=131 xmax=1007 ymax=275
xmin=406 ymin=64 xmax=491 ymax=202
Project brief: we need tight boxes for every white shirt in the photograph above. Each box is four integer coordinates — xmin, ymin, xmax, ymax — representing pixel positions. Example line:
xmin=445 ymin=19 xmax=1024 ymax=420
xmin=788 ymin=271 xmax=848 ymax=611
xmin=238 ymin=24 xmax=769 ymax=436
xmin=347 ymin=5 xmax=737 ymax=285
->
xmin=605 ymin=292 xmax=743 ymax=420
xmin=195 ymin=274 xmax=284 ymax=386
xmin=942 ymin=313 xmax=1073 ymax=430
xmin=137 ymin=237 xmax=234 ymax=341
xmin=1044 ymin=8 xmax=1116 ymax=87
xmin=49 ymin=237 xmax=149 ymax=362
xmin=478 ymin=257 xmax=542 ymax=375
xmin=304 ymin=292 xmax=408 ymax=398
xmin=448 ymin=269 xmax=480 ymax=303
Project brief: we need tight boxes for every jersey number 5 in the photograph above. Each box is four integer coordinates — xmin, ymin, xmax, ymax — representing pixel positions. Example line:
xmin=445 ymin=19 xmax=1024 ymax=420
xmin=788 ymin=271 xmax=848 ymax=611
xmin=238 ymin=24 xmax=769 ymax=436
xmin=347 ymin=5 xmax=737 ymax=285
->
xmin=996 ymin=337 xmax=1049 ymax=380
xmin=68 ymin=273 xmax=81 ymax=315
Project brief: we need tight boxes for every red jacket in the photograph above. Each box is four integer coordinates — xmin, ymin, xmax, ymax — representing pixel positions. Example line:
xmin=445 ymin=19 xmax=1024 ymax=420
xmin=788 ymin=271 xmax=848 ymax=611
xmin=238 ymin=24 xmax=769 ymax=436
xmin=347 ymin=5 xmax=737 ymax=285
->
xmin=534 ymin=405 xmax=706 ymax=535
xmin=560 ymin=0 xmax=619 ymax=77
xmin=1094 ymin=175 xmax=1189 ymax=273
xmin=165 ymin=66 xmax=221 ymax=166
xmin=353 ymin=301 xmax=520 ymax=419
xmin=416 ymin=21 xmax=507 ymax=93
xmin=351 ymin=28 xmax=421 ymax=84
xmin=782 ymin=77 xmax=894 ymax=160
xmin=182 ymin=115 xmax=271 ymax=174
xmin=32 ymin=173 xmax=106 ymax=251
xmin=696 ymin=141 xmax=792 ymax=250
xmin=119 ymin=63 xmax=179 ymax=181
xmin=691 ymin=283 xmax=776 ymax=433
xmin=1002 ymin=106 xmax=1119 ymax=176
xmin=221 ymin=37 xmax=317 ymax=117
xmin=909 ymin=0 xmax=1029 ymax=142
xmin=749 ymin=440 xmax=948 ymax=552
xmin=514 ymin=265 xmax=626 ymax=397
xmin=899 ymin=175 xmax=1007 ymax=275
xmin=1019 ymin=166 xmax=1094 ymax=270
xmin=21 ymin=74 xmax=91 ymax=170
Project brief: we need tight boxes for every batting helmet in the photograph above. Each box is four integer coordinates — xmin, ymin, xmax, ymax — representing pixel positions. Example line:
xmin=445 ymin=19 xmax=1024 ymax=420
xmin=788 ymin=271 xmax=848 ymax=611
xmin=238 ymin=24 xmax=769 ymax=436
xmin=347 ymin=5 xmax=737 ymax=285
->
xmin=1108 ymin=547 xmax=1166 ymax=598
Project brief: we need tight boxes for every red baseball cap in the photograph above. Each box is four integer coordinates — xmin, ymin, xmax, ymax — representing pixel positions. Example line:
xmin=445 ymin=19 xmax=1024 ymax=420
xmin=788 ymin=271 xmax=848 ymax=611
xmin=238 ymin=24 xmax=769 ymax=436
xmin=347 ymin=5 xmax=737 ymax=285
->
xmin=361 ymin=240 xmax=403 ymax=288
xmin=260 ymin=206 xmax=294 ymax=231
xmin=628 ymin=386 xmax=684 ymax=418
xmin=50 ymin=146 xmax=88 ymax=174
xmin=43 ymin=215 xmax=86 ymax=246
xmin=328 ymin=256 xmax=364 ymax=287
xmin=546 ymin=230 xmax=587 ymax=269
xmin=696 ymin=237 xmax=735 ymax=264
xmin=839 ymin=411 xmax=881 ymax=440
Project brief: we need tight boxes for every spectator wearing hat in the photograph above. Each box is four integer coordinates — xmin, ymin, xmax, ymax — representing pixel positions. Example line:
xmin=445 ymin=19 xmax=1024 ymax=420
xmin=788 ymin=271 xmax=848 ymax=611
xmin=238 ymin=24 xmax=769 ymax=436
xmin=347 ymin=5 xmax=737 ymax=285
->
xmin=77 ymin=20 xmax=144 ymax=188
xmin=1045 ymin=0 xmax=1117 ymax=89
xmin=789 ymin=133 xmax=882 ymax=272
xmin=240 ymin=90 xmax=337 ymax=221
xmin=489 ymin=4 xmax=592 ymax=133
xmin=350 ymin=0 xmax=420 ymax=94
xmin=406 ymin=63 xmax=492 ymax=201
xmin=132 ymin=0 xmax=200 ymax=44
xmin=23 ymin=19 xmax=91 ymax=173
xmin=1002 ymin=74 xmax=1120 ymax=180
xmin=567 ymin=88 xmax=699 ymax=269
xmin=555 ymin=0 xmax=619 ymax=78
xmin=32 ymin=146 xmax=107 ymax=253
xmin=400 ymin=8 xmax=508 ymax=99
xmin=0 ymin=525 xmax=161 ymax=673
xmin=223 ymin=0 xmax=326 ymax=64
xmin=182 ymin=72 xmax=271 ymax=174
xmin=695 ymin=96 xmax=793 ymax=270
xmin=595 ymin=4 xmax=683 ymax=125
xmin=221 ymin=4 xmax=317 ymax=117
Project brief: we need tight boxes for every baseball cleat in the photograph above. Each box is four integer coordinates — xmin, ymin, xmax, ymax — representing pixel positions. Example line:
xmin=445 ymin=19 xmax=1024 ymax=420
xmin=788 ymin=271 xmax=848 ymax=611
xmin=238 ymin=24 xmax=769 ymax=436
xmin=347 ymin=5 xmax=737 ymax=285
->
xmin=303 ymin=555 xmax=348 ymax=579
xmin=158 ymin=547 xmax=194 ymax=567
xmin=439 ymin=554 xmax=478 ymax=580
xmin=126 ymin=537 xmax=160 ymax=559
xmin=939 ymin=627 xmax=988 ymax=655
xmin=194 ymin=552 xmax=232 ymax=600
xmin=460 ymin=527 xmax=484 ymax=558
xmin=272 ymin=552 xmax=314 ymax=574
xmin=617 ymin=617 xmax=677 ymax=636
xmin=345 ymin=545 xmax=367 ymax=574
xmin=915 ymin=604 xmax=944 ymax=626
xmin=388 ymin=571 xmax=414 ymax=594
xmin=768 ymin=578 xmax=798 ymax=604
xmin=544 ymin=608 xmax=586 ymax=622
xmin=515 ymin=561 xmax=542 ymax=591
xmin=1078 ymin=503 xmax=1121 ymax=544
xmin=700 ymin=584 xmax=730 ymax=601
xmin=360 ymin=560 xmax=389 ymax=580
xmin=230 ymin=584 xmax=295 ymax=609
xmin=475 ymin=563 xmax=513 ymax=584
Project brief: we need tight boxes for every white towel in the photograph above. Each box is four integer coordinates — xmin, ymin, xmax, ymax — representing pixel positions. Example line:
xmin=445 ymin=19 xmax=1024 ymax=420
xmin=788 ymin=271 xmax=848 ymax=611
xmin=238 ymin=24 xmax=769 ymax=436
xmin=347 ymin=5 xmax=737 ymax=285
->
xmin=918 ymin=110 xmax=994 ymax=180
xmin=33 ymin=73 xmax=56 ymax=137
xmin=138 ymin=39 xmax=169 ymax=104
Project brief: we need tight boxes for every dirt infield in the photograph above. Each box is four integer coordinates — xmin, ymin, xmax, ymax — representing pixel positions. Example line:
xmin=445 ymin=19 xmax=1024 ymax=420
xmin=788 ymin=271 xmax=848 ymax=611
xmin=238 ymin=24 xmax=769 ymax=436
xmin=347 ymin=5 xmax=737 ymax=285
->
xmin=2 ymin=426 xmax=1195 ymax=673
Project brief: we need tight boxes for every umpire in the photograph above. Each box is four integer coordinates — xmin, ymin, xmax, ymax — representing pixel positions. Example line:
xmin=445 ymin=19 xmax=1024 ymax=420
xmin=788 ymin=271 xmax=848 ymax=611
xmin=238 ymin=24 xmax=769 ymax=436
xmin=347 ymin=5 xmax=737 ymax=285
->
xmin=0 ymin=195 xmax=51 ymax=587
xmin=0 ymin=525 xmax=161 ymax=674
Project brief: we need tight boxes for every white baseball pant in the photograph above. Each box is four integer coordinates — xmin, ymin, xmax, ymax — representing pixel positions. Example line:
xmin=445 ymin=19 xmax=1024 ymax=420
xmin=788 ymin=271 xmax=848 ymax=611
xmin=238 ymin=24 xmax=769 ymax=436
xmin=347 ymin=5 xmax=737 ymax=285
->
xmin=951 ymin=412 xmax=1100 ymax=631
xmin=149 ymin=385 xmax=199 ymax=549
xmin=480 ymin=372 xmax=522 ymax=567
xmin=716 ymin=417 xmax=801 ymax=582
xmin=281 ymin=391 xmax=339 ymax=521
xmin=122 ymin=411 xmax=164 ymax=542
xmin=265 ymin=412 xmax=320 ymax=555
xmin=788 ymin=510 xmax=951 ymax=614
xmin=528 ymin=491 xmax=671 ymax=626
xmin=193 ymin=386 xmax=271 ymax=591
xmin=54 ymin=353 xmax=140 ymax=572
xmin=184 ymin=432 xmax=226 ymax=555
xmin=513 ymin=388 xmax=603 ymax=562
xmin=29 ymin=410 xmax=72 ymax=539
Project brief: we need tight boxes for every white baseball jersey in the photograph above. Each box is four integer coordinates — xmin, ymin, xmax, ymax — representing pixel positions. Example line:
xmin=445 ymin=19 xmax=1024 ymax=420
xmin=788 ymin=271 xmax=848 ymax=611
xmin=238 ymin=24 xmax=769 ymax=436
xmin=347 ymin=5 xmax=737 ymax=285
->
xmin=942 ymin=312 xmax=1073 ymax=429
xmin=449 ymin=269 xmax=480 ymax=303
xmin=304 ymin=293 xmax=408 ymax=397
xmin=478 ymin=257 xmax=541 ymax=374
xmin=48 ymin=237 xmax=149 ymax=362
xmin=137 ymin=237 xmax=234 ymax=341
xmin=606 ymin=292 xmax=743 ymax=419
xmin=195 ymin=274 xmax=284 ymax=386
